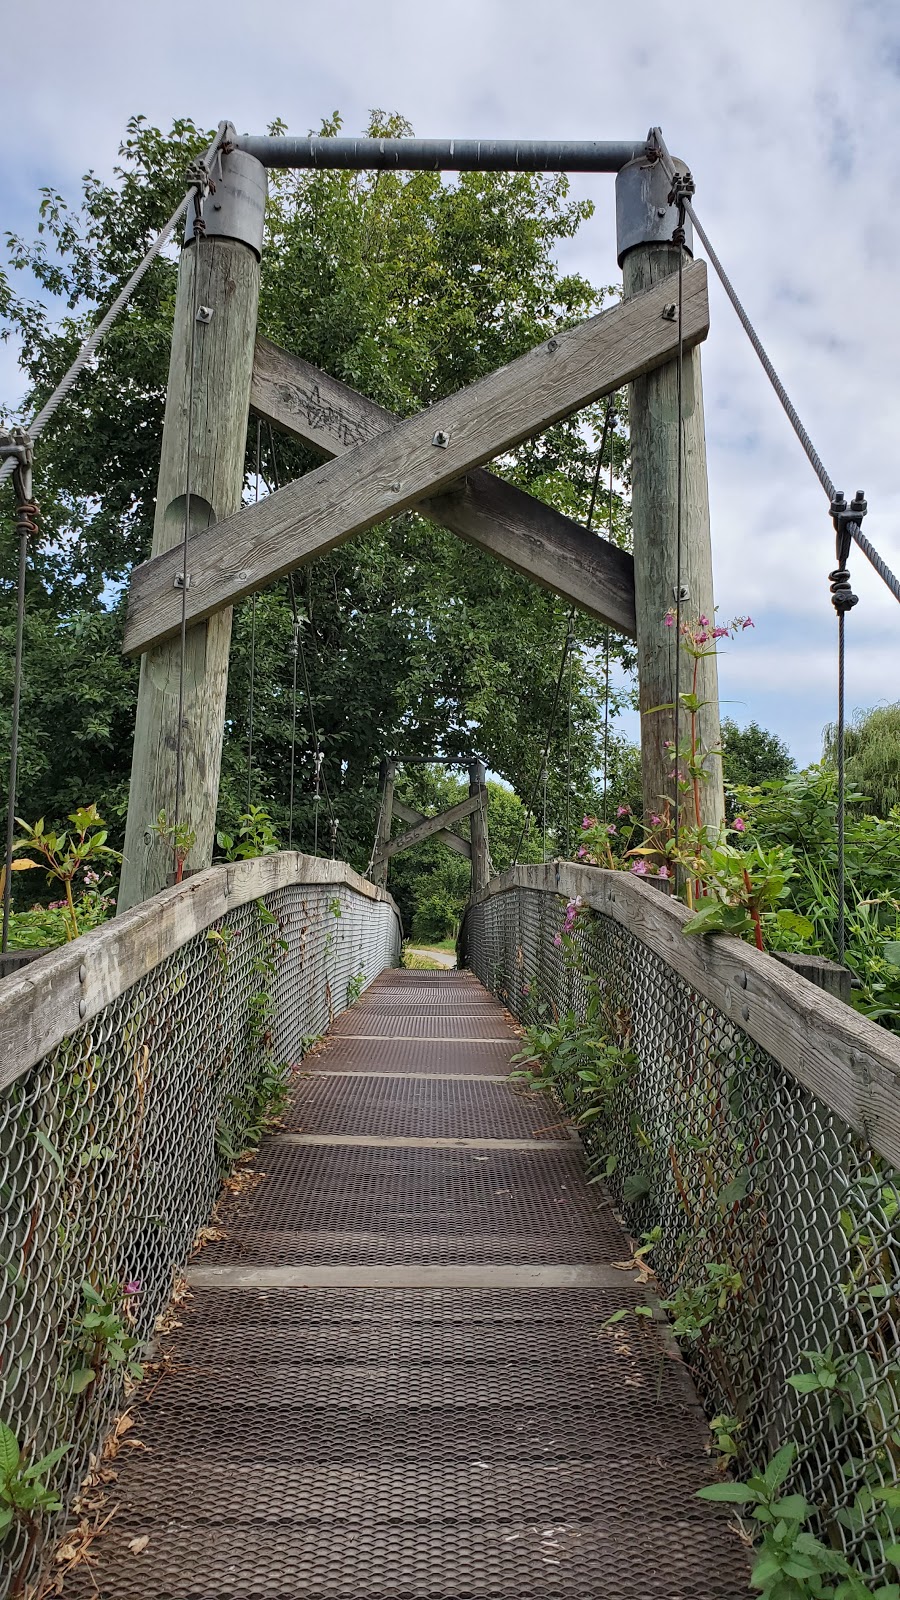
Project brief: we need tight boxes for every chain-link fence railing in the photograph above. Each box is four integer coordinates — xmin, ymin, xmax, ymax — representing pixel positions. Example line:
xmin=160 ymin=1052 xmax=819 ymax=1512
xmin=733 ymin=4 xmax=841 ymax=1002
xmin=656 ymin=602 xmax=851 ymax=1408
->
xmin=0 ymin=856 xmax=400 ymax=1596
xmin=462 ymin=867 xmax=900 ymax=1584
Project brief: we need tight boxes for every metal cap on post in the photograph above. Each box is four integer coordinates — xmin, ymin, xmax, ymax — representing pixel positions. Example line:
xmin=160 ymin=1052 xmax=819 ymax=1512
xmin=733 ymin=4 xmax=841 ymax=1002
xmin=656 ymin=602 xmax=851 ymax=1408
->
xmin=615 ymin=157 xmax=693 ymax=265
xmin=184 ymin=146 xmax=267 ymax=258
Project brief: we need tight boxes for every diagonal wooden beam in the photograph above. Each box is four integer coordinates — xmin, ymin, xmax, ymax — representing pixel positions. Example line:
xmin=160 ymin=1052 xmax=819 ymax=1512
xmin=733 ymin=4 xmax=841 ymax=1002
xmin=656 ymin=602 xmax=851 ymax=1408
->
xmin=374 ymin=792 xmax=484 ymax=864
xmin=123 ymin=262 xmax=708 ymax=655
xmin=251 ymin=336 xmax=636 ymax=634
xmin=392 ymin=799 xmax=472 ymax=860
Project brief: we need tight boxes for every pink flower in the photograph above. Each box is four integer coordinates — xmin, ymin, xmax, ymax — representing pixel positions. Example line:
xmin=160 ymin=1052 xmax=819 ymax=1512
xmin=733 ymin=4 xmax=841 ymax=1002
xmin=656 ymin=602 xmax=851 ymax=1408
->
xmin=123 ymin=1280 xmax=141 ymax=1296
xmin=83 ymin=869 xmax=100 ymax=885
xmin=712 ymin=626 xmax=730 ymax=640
xmin=657 ymin=864 xmax=670 ymax=879
xmin=733 ymin=817 xmax=746 ymax=832
xmin=698 ymin=614 xmax=709 ymax=628
xmin=695 ymin=631 xmax=709 ymax=644
xmin=576 ymin=844 xmax=587 ymax=860
xmin=650 ymin=814 xmax=663 ymax=827
xmin=606 ymin=824 xmax=617 ymax=836
xmin=552 ymin=932 xmax=562 ymax=947
xmin=581 ymin=815 xmax=597 ymax=830
xmin=522 ymin=984 xmax=531 ymax=996
xmin=630 ymin=860 xmax=648 ymax=876
xmin=617 ymin=805 xmax=631 ymax=818
xmin=742 ymin=617 xmax=754 ymax=629
xmin=664 ymin=611 xmax=675 ymax=628
xmin=48 ymin=900 xmax=67 ymax=910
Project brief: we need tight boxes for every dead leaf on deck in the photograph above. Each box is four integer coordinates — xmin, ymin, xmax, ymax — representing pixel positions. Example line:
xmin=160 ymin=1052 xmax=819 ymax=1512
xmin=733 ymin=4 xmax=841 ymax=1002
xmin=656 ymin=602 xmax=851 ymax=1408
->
xmin=128 ymin=1535 xmax=150 ymax=1555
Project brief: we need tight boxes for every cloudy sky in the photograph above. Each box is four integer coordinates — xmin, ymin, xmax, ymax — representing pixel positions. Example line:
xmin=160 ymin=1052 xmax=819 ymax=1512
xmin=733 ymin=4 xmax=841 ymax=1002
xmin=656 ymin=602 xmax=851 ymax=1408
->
xmin=2 ymin=0 xmax=899 ymax=765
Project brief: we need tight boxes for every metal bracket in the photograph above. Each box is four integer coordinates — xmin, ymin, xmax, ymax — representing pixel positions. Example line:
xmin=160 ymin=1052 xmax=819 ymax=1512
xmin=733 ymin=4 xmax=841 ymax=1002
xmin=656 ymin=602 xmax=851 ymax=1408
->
xmin=615 ymin=156 xmax=694 ymax=265
xmin=196 ymin=306 xmax=214 ymax=325
xmin=829 ymin=489 xmax=866 ymax=616
xmin=830 ymin=489 xmax=867 ymax=569
xmin=173 ymin=572 xmax=191 ymax=590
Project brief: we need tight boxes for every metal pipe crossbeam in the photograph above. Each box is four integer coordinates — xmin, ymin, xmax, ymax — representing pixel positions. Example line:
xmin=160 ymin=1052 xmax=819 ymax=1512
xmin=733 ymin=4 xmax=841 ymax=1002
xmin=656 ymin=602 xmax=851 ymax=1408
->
xmin=233 ymin=135 xmax=650 ymax=171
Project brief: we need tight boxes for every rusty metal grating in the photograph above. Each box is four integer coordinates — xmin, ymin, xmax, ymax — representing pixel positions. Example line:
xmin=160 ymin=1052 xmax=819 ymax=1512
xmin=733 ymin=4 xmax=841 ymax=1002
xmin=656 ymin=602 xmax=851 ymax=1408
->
xmin=329 ymin=1011 xmax=517 ymax=1038
xmin=284 ymin=1072 xmax=566 ymax=1139
xmin=306 ymin=1037 xmax=520 ymax=1074
xmin=200 ymin=1141 xmax=625 ymax=1265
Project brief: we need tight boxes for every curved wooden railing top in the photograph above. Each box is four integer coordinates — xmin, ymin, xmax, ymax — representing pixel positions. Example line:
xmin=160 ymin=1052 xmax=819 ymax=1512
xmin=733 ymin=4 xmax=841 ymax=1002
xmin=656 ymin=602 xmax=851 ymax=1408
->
xmin=0 ymin=852 xmax=400 ymax=1090
xmin=464 ymin=861 xmax=900 ymax=1171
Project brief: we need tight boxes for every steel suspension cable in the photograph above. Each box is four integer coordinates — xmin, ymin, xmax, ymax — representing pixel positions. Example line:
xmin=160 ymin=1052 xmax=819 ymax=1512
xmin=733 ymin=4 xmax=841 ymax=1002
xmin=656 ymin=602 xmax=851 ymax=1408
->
xmin=0 ymin=124 xmax=229 ymax=494
xmin=650 ymin=129 xmax=900 ymax=609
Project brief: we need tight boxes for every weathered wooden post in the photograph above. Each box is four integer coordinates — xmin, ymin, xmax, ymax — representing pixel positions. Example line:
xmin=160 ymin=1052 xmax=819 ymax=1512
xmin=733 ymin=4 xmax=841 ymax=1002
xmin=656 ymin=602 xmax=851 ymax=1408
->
xmin=616 ymin=158 xmax=724 ymax=835
xmin=370 ymin=759 xmax=396 ymax=886
xmin=118 ymin=143 xmax=266 ymax=910
xmin=468 ymin=758 xmax=490 ymax=896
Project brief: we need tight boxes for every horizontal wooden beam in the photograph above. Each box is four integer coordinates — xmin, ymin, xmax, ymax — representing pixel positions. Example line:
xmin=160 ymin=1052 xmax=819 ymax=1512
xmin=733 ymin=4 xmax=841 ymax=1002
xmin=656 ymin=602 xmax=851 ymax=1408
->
xmin=123 ymin=263 xmax=708 ymax=654
xmin=393 ymin=799 xmax=471 ymax=859
xmin=374 ymin=791 xmax=484 ymax=864
xmin=251 ymin=337 xmax=636 ymax=633
xmin=465 ymin=863 xmax=900 ymax=1173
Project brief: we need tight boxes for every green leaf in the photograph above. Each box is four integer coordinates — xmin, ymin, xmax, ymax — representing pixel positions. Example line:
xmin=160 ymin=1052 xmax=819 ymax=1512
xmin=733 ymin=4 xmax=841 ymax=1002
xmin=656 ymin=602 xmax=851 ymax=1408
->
xmin=68 ymin=1367 xmax=95 ymax=1394
xmin=622 ymin=1172 xmax=652 ymax=1204
xmin=0 ymin=1423 xmax=19 ymax=1478
xmin=764 ymin=1443 xmax=796 ymax=1491
xmin=696 ymin=1482 xmax=755 ymax=1504
xmin=23 ymin=1443 xmax=70 ymax=1478
xmin=772 ymin=1494 xmax=811 ymax=1522
xmin=0 ymin=1505 xmax=12 ymax=1532
xmin=875 ymin=1488 xmax=900 ymax=1510
xmin=786 ymin=1373 xmax=822 ymax=1393
xmin=718 ymin=1171 xmax=751 ymax=1208
xmin=34 ymin=1128 xmax=65 ymax=1180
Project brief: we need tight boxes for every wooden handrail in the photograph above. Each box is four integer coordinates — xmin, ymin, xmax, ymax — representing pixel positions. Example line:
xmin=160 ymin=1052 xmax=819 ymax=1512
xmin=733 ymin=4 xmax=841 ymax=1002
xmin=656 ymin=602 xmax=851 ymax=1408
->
xmin=464 ymin=863 xmax=900 ymax=1170
xmin=0 ymin=854 xmax=400 ymax=1091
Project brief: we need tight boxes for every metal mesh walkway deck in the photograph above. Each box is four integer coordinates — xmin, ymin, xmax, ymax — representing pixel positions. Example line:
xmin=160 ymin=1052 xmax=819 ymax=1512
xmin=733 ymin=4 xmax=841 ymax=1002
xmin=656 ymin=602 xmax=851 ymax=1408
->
xmin=60 ymin=970 xmax=749 ymax=1598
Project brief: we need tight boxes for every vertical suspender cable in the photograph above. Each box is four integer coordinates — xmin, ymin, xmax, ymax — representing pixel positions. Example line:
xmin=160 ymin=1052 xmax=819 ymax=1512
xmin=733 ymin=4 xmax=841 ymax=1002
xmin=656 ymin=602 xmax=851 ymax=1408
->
xmin=673 ymin=232 xmax=686 ymax=854
xmin=602 ymin=454 xmax=614 ymax=824
xmin=173 ymin=210 xmax=204 ymax=865
xmin=836 ymin=613 xmax=847 ymax=963
xmin=1 ymin=457 xmax=35 ymax=953
xmin=246 ymin=418 xmax=261 ymax=810
xmin=265 ymin=424 xmax=302 ymax=851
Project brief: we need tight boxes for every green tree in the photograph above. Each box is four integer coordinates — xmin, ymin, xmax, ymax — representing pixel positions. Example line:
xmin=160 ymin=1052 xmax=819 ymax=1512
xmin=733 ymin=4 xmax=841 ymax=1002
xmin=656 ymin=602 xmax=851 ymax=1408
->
xmin=722 ymin=718 xmax=795 ymax=791
xmin=1 ymin=111 xmax=634 ymax=883
xmin=823 ymin=703 xmax=900 ymax=818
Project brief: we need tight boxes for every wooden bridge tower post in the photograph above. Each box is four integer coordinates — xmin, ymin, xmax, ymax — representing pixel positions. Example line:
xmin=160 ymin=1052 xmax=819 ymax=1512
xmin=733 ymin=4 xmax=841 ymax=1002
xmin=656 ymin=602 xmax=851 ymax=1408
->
xmin=118 ymin=144 xmax=266 ymax=911
xmin=468 ymin=758 xmax=490 ymax=896
xmin=616 ymin=158 xmax=724 ymax=837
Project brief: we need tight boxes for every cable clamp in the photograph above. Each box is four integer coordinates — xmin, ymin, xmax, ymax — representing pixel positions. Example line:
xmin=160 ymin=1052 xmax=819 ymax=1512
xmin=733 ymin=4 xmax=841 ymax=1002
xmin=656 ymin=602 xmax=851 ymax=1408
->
xmin=830 ymin=489 xmax=867 ymax=568
xmin=186 ymin=158 xmax=215 ymax=240
xmin=0 ymin=428 xmax=36 ymax=518
xmin=828 ymin=489 xmax=865 ymax=615
xmin=667 ymin=168 xmax=695 ymax=246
